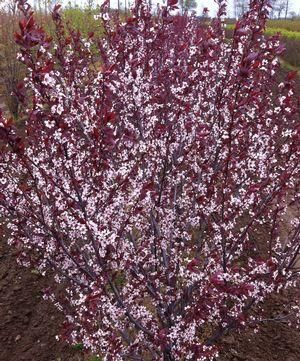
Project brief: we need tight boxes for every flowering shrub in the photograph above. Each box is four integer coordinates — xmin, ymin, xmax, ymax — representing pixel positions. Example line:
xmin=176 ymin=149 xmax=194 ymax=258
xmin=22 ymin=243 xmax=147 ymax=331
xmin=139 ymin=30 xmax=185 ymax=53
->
xmin=0 ymin=0 xmax=299 ymax=360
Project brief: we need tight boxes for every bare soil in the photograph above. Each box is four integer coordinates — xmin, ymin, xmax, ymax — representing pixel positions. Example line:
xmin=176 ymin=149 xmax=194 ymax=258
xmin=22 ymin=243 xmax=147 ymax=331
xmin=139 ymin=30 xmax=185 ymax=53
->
xmin=218 ymin=293 xmax=300 ymax=361
xmin=0 ymin=237 xmax=82 ymax=361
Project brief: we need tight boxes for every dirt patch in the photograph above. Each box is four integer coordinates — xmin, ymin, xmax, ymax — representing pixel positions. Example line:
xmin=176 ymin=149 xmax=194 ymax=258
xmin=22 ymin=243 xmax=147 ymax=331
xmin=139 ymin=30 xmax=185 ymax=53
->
xmin=0 ymin=237 xmax=83 ymax=361
xmin=219 ymin=292 xmax=300 ymax=361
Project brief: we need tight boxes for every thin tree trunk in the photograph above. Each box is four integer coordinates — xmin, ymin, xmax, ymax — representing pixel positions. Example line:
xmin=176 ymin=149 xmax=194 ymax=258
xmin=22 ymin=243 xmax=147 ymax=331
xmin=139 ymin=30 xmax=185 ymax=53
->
xmin=284 ymin=0 xmax=289 ymax=19
xmin=163 ymin=349 xmax=175 ymax=361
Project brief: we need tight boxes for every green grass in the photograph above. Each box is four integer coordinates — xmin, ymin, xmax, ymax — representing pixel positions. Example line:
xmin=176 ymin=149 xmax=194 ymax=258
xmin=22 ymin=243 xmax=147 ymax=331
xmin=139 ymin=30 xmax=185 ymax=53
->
xmin=226 ymin=23 xmax=300 ymax=40
xmin=62 ymin=7 xmax=104 ymax=38
xmin=264 ymin=27 xmax=300 ymax=40
xmin=280 ymin=58 xmax=300 ymax=73
xmin=71 ymin=343 xmax=103 ymax=361
xmin=72 ymin=342 xmax=84 ymax=351
xmin=267 ymin=19 xmax=300 ymax=33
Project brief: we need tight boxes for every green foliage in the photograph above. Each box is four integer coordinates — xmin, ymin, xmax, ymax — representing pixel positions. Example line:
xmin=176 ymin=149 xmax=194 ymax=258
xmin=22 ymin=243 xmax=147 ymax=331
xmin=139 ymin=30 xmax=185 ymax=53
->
xmin=73 ymin=343 xmax=84 ymax=351
xmin=226 ymin=23 xmax=300 ymax=39
xmin=264 ymin=27 xmax=300 ymax=40
xmin=267 ymin=19 xmax=300 ymax=32
xmin=72 ymin=343 xmax=103 ymax=360
xmin=62 ymin=6 xmax=104 ymax=37
xmin=184 ymin=0 xmax=197 ymax=11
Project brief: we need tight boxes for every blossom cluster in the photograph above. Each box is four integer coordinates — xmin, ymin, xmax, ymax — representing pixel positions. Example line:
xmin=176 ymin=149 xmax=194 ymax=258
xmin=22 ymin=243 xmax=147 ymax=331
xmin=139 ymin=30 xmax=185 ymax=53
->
xmin=0 ymin=0 xmax=299 ymax=360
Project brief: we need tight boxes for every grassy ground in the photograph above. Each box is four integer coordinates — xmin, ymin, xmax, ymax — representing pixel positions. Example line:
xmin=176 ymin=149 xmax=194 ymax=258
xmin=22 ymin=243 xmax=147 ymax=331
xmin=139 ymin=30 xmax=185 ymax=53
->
xmin=226 ymin=21 xmax=300 ymax=39
xmin=267 ymin=19 xmax=300 ymax=32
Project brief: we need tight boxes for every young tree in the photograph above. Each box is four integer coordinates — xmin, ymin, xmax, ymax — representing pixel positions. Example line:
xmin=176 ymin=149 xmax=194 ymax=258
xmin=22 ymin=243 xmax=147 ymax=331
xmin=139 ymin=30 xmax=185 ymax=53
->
xmin=273 ymin=0 xmax=287 ymax=18
xmin=234 ymin=0 xmax=249 ymax=18
xmin=284 ymin=0 xmax=289 ymax=19
xmin=86 ymin=0 xmax=94 ymax=11
xmin=0 ymin=0 xmax=299 ymax=360
xmin=180 ymin=0 xmax=197 ymax=14
xmin=269 ymin=0 xmax=278 ymax=18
